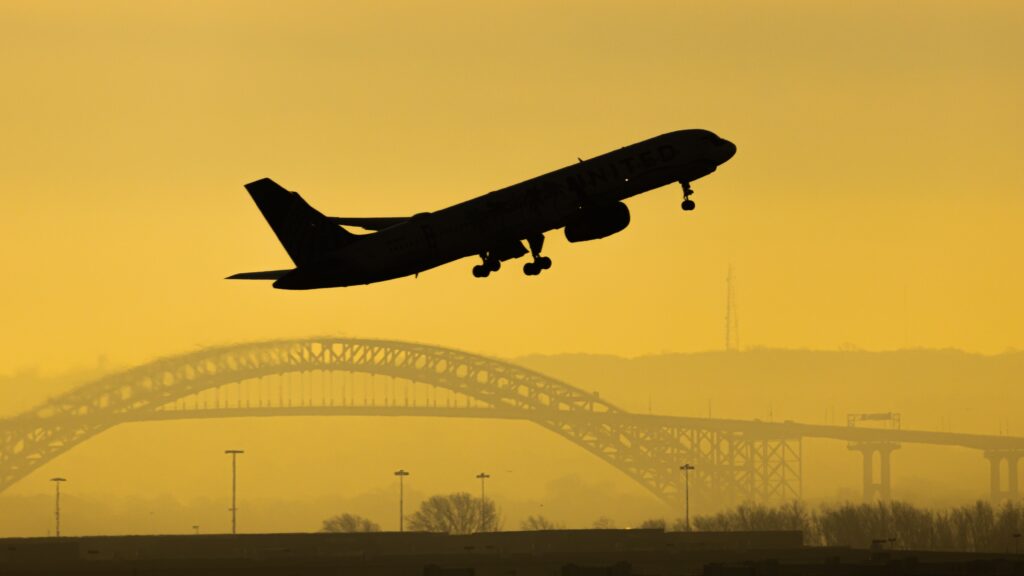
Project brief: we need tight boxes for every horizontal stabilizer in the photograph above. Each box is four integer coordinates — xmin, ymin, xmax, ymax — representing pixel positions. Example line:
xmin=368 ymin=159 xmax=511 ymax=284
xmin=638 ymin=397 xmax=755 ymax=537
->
xmin=328 ymin=216 xmax=409 ymax=231
xmin=226 ymin=269 xmax=292 ymax=280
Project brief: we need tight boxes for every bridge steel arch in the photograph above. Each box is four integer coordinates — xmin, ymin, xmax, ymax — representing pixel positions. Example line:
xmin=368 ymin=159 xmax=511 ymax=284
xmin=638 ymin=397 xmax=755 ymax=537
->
xmin=0 ymin=339 xmax=801 ymax=505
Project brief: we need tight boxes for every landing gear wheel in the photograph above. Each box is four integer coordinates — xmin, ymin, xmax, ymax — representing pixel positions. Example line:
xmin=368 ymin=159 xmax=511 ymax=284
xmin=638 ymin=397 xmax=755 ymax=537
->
xmin=524 ymin=234 xmax=551 ymax=276
xmin=475 ymin=252 xmax=500 ymax=277
xmin=680 ymin=181 xmax=696 ymax=211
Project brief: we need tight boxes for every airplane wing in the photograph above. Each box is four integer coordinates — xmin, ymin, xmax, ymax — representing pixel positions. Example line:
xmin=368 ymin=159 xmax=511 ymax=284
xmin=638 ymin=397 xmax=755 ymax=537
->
xmin=328 ymin=217 xmax=409 ymax=231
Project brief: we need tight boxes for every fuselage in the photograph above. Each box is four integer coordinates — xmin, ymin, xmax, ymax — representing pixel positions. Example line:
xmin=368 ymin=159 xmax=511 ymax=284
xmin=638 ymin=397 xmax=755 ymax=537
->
xmin=274 ymin=130 xmax=736 ymax=288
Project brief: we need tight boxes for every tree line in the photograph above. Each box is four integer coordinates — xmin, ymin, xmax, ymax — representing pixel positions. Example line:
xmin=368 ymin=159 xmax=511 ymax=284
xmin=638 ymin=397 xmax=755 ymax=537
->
xmin=322 ymin=497 xmax=1024 ymax=553
xmin=689 ymin=500 xmax=1024 ymax=553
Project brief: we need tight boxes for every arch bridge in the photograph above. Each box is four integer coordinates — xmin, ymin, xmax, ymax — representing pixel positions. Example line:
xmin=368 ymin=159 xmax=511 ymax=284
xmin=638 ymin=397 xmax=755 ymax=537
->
xmin=0 ymin=338 xmax=800 ymax=507
xmin=2 ymin=339 xmax=1021 ymax=505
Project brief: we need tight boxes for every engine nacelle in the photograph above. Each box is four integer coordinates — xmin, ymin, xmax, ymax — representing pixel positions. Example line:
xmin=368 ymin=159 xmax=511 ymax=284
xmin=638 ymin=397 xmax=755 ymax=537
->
xmin=564 ymin=202 xmax=630 ymax=243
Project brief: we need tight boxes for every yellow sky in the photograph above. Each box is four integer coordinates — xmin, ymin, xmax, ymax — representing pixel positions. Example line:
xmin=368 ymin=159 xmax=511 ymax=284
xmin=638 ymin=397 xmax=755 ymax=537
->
xmin=1 ymin=1 xmax=1022 ymax=371
xmin=0 ymin=1 xmax=1022 ymax=535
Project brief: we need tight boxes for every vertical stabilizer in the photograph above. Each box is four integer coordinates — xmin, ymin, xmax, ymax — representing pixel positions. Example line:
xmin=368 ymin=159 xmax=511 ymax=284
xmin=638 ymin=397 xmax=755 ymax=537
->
xmin=243 ymin=178 xmax=356 ymax=266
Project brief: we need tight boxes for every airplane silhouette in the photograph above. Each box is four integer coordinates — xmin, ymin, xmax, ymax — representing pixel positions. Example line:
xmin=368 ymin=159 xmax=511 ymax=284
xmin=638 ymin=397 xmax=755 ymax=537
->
xmin=229 ymin=129 xmax=736 ymax=289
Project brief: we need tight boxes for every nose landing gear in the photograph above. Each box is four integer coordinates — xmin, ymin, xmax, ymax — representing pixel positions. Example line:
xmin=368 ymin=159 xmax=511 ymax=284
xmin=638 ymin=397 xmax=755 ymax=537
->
xmin=681 ymin=181 xmax=696 ymax=211
xmin=523 ymin=234 xmax=552 ymax=276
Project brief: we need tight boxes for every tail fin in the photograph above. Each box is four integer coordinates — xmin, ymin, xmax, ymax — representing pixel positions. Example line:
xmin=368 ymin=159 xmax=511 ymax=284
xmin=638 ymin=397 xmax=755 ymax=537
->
xmin=244 ymin=178 xmax=358 ymax=266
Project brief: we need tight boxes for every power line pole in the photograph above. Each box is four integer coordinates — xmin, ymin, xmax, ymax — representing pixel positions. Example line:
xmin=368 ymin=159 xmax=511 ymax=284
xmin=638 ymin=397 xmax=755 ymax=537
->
xmin=680 ymin=464 xmax=695 ymax=531
xmin=394 ymin=469 xmax=410 ymax=532
xmin=50 ymin=477 xmax=66 ymax=537
xmin=225 ymin=449 xmax=244 ymax=534
xmin=476 ymin=472 xmax=490 ymax=533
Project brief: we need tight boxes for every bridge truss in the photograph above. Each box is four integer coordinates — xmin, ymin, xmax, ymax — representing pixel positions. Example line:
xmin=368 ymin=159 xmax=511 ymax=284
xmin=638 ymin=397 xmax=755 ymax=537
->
xmin=0 ymin=339 xmax=801 ymax=507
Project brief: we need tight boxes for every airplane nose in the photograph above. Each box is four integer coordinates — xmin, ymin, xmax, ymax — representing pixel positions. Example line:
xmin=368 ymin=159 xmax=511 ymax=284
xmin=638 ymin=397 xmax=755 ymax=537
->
xmin=719 ymin=139 xmax=737 ymax=163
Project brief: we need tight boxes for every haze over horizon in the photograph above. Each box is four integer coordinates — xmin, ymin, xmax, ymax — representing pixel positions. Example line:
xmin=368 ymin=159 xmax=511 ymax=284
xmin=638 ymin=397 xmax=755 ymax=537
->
xmin=3 ymin=346 xmax=1022 ymax=537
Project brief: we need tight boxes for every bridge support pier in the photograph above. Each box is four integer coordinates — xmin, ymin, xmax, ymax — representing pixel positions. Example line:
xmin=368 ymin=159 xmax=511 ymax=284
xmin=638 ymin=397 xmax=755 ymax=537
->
xmin=985 ymin=450 xmax=1022 ymax=502
xmin=661 ymin=429 xmax=802 ymax=508
xmin=849 ymin=442 xmax=900 ymax=502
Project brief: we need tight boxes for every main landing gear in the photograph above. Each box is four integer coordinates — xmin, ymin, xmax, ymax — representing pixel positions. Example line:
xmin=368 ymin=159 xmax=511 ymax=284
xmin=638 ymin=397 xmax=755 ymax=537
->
xmin=471 ymin=236 xmax=552 ymax=278
xmin=681 ymin=181 xmax=696 ymax=211
xmin=523 ymin=234 xmax=552 ymax=276
xmin=472 ymin=253 xmax=501 ymax=278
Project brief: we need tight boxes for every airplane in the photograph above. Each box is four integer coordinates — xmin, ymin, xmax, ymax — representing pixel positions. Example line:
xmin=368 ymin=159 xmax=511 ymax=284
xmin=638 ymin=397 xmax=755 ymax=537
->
xmin=229 ymin=129 xmax=736 ymax=289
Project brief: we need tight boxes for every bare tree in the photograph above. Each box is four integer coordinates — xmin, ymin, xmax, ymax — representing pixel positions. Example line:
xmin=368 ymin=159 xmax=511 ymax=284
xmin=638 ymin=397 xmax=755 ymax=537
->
xmin=321 ymin=513 xmax=381 ymax=533
xmin=520 ymin=515 xmax=564 ymax=530
xmin=407 ymin=492 xmax=502 ymax=534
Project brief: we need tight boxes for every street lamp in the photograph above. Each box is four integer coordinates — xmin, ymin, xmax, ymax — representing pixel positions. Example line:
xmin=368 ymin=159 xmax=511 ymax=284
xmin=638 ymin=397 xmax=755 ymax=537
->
xmin=394 ymin=469 xmax=410 ymax=532
xmin=225 ymin=449 xmax=244 ymax=535
xmin=476 ymin=472 xmax=491 ymax=533
xmin=680 ymin=464 xmax=695 ymax=532
xmin=50 ymin=477 xmax=66 ymax=537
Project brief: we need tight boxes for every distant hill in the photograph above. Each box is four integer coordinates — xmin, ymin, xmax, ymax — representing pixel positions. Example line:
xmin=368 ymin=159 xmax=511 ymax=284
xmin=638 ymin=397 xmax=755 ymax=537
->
xmin=513 ymin=349 xmax=1024 ymax=436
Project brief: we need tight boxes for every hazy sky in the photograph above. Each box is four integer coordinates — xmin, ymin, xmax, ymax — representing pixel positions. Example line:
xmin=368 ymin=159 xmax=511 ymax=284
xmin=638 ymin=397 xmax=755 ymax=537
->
xmin=1 ymin=0 xmax=1021 ymax=373
xmin=0 ymin=0 xmax=1022 ymax=536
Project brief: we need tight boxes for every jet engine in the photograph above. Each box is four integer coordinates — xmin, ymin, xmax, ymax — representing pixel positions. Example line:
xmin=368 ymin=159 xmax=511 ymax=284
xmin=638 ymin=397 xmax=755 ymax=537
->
xmin=564 ymin=202 xmax=630 ymax=243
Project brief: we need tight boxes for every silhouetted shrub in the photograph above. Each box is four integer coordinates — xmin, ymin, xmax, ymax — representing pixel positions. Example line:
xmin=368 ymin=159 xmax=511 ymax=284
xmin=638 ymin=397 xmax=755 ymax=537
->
xmin=591 ymin=516 xmax=616 ymax=529
xmin=321 ymin=513 xmax=381 ymax=533
xmin=638 ymin=518 xmax=666 ymax=530
xmin=520 ymin=515 xmax=564 ymax=530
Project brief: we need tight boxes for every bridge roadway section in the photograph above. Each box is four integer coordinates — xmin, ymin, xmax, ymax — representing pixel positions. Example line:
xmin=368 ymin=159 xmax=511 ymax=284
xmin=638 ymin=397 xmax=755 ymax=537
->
xmin=0 ymin=338 xmax=1021 ymax=506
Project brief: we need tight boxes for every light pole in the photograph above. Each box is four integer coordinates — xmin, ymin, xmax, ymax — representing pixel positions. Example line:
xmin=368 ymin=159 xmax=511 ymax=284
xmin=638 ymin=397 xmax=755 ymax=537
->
xmin=50 ymin=477 xmax=66 ymax=537
xmin=680 ymin=464 xmax=695 ymax=532
xmin=476 ymin=472 xmax=490 ymax=533
xmin=394 ymin=469 xmax=410 ymax=532
xmin=225 ymin=449 xmax=244 ymax=534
